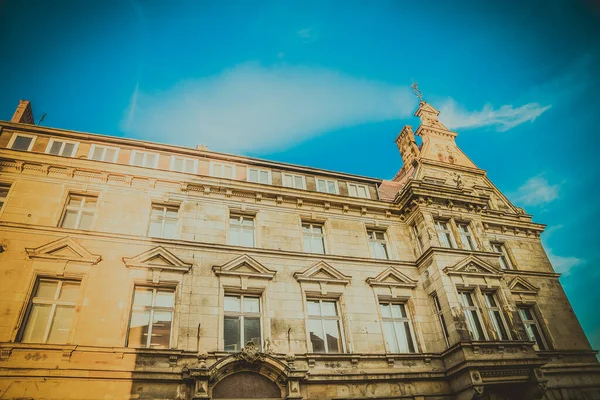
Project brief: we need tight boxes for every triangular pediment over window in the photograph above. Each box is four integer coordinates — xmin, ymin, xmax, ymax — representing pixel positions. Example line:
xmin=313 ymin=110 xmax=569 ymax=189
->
xmin=122 ymin=246 xmax=191 ymax=272
xmin=508 ymin=276 xmax=539 ymax=295
xmin=366 ymin=267 xmax=417 ymax=288
xmin=26 ymin=237 xmax=101 ymax=264
xmin=444 ymin=255 xmax=501 ymax=277
xmin=213 ymin=254 xmax=276 ymax=280
xmin=294 ymin=261 xmax=351 ymax=285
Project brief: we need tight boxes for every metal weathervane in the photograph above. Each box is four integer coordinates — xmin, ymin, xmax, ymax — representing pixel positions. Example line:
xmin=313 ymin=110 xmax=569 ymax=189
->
xmin=410 ymin=79 xmax=423 ymax=101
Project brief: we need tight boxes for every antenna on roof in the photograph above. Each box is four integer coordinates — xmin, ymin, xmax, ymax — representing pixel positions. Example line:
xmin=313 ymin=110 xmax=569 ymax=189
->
xmin=37 ymin=113 xmax=47 ymax=126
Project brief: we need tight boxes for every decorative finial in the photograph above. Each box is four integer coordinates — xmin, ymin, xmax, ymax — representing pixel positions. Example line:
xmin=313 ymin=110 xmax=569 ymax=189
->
xmin=410 ymin=79 xmax=423 ymax=101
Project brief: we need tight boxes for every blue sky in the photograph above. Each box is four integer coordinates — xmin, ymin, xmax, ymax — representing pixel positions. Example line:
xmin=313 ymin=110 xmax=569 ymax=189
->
xmin=1 ymin=0 xmax=599 ymax=352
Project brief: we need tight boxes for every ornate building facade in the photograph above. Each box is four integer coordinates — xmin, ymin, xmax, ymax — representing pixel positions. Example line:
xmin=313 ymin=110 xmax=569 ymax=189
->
xmin=0 ymin=99 xmax=599 ymax=400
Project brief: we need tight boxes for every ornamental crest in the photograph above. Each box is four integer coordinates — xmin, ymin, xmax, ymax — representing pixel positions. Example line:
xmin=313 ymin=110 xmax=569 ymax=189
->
xmin=235 ymin=341 xmax=264 ymax=364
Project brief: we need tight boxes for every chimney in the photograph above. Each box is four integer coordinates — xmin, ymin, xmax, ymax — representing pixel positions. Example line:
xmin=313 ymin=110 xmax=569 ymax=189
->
xmin=11 ymin=100 xmax=35 ymax=124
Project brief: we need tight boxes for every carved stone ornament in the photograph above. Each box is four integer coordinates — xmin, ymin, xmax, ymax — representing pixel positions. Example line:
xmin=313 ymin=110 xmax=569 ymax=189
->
xmin=234 ymin=341 xmax=264 ymax=364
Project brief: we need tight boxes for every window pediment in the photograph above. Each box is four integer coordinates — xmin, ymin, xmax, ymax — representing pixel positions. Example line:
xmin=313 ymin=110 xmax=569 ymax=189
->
xmin=366 ymin=267 xmax=417 ymax=288
xmin=444 ymin=255 xmax=501 ymax=277
xmin=122 ymin=246 xmax=191 ymax=272
xmin=294 ymin=261 xmax=351 ymax=285
xmin=26 ymin=237 xmax=101 ymax=264
xmin=508 ymin=276 xmax=539 ymax=295
xmin=213 ymin=254 xmax=275 ymax=280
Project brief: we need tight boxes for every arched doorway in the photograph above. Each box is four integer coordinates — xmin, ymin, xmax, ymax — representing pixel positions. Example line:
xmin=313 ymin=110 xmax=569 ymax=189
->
xmin=212 ymin=371 xmax=282 ymax=399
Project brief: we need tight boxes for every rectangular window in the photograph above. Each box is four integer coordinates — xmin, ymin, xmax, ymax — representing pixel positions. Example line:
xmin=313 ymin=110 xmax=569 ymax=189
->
xmin=492 ymin=243 xmax=513 ymax=270
xmin=432 ymin=294 xmax=450 ymax=347
xmin=307 ymin=299 xmax=343 ymax=353
xmin=247 ymin=167 xmax=271 ymax=184
xmin=0 ymin=183 xmax=11 ymax=211
xmin=518 ymin=306 xmax=548 ymax=350
xmin=148 ymin=205 xmax=179 ymax=239
xmin=435 ymin=220 xmax=456 ymax=248
xmin=457 ymin=223 xmax=477 ymax=250
xmin=8 ymin=133 xmax=36 ymax=151
xmin=224 ymin=294 xmax=262 ymax=352
xmin=130 ymin=150 xmax=159 ymax=168
xmin=483 ymin=292 xmax=509 ymax=340
xmin=316 ymin=178 xmax=338 ymax=194
xmin=302 ymin=222 xmax=326 ymax=254
xmin=282 ymin=173 xmax=306 ymax=189
xmin=379 ymin=302 xmax=416 ymax=353
xmin=412 ymin=224 xmax=424 ymax=255
xmin=348 ymin=183 xmax=370 ymax=199
xmin=170 ymin=156 xmax=198 ymax=174
xmin=127 ymin=287 xmax=175 ymax=349
xmin=458 ymin=291 xmax=486 ymax=340
xmin=46 ymin=139 xmax=79 ymax=157
xmin=88 ymin=144 xmax=119 ymax=162
xmin=211 ymin=162 xmax=236 ymax=179
xmin=21 ymin=279 xmax=81 ymax=344
xmin=368 ymin=229 xmax=389 ymax=259
xmin=60 ymin=194 xmax=97 ymax=230
xmin=228 ymin=214 xmax=255 ymax=247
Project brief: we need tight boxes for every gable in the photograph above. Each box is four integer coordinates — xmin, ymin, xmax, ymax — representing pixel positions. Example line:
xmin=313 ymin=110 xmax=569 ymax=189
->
xmin=122 ymin=246 xmax=191 ymax=272
xmin=26 ymin=237 xmax=101 ymax=264
xmin=213 ymin=254 xmax=276 ymax=280
xmin=508 ymin=276 xmax=538 ymax=294
xmin=366 ymin=267 xmax=417 ymax=288
xmin=444 ymin=255 xmax=501 ymax=277
xmin=294 ymin=261 xmax=351 ymax=285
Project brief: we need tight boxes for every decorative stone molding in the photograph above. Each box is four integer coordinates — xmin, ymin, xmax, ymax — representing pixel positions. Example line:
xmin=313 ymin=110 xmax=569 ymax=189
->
xmin=366 ymin=266 xmax=417 ymax=289
xmin=444 ymin=255 xmax=502 ymax=278
xmin=122 ymin=246 xmax=192 ymax=273
xmin=26 ymin=236 xmax=101 ymax=265
xmin=213 ymin=253 xmax=276 ymax=280
xmin=294 ymin=261 xmax=351 ymax=285
xmin=507 ymin=276 xmax=539 ymax=295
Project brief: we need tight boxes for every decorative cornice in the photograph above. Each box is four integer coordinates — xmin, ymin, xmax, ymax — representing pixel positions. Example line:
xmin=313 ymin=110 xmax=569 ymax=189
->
xmin=366 ymin=267 xmax=417 ymax=288
xmin=122 ymin=246 xmax=192 ymax=273
xmin=508 ymin=276 xmax=539 ymax=295
xmin=26 ymin=236 xmax=101 ymax=264
xmin=213 ymin=254 xmax=276 ymax=280
xmin=444 ymin=255 xmax=502 ymax=277
xmin=294 ymin=260 xmax=351 ymax=285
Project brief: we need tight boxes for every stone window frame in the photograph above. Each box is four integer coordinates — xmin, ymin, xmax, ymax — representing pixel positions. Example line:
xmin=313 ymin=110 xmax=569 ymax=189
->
xmin=170 ymin=155 xmax=198 ymax=174
xmin=45 ymin=138 xmax=80 ymax=158
xmin=455 ymin=221 xmax=478 ymax=251
xmin=515 ymin=301 xmax=553 ymax=351
xmin=481 ymin=290 xmax=512 ymax=341
xmin=455 ymin=284 xmax=514 ymax=342
xmin=430 ymin=292 xmax=450 ymax=348
xmin=364 ymin=225 xmax=391 ymax=260
xmin=315 ymin=177 xmax=339 ymax=195
xmin=14 ymin=271 xmax=87 ymax=344
xmin=434 ymin=218 xmax=457 ymax=249
xmin=147 ymin=202 xmax=181 ymax=240
xmin=282 ymin=172 xmax=307 ymax=190
xmin=300 ymin=220 xmax=329 ymax=255
xmin=7 ymin=132 xmax=37 ymax=151
xmin=58 ymin=191 xmax=100 ymax=231
xmin=376 ymin=296 xmax=419 ymax=354
xmin=227 ymin=210 xmax=258 ymax=248
xmin=490 ymin=241 xmax=517 ymax=270
xmin=209 ymin=161 xmax=236 ymax=179
xmin=222 ymin=290 xmax=265 ymax=353
xmin=456 ymin=288 xmax=488 ymax=341
xmin=0 ymin=179 xmax=14 ymax=217
xmin=246 ymin=166 xmax=272 ymax=185
xmin=302 ymin=293 xmax=348 ymax=354
xmin=129 ymin=149 xmax=160 ymax=169
xmin=410 ymin=222 xmax=424 ymax=256
xmin=347 ymin=182 xmax=371 ymax=199
xmin=124 ymin=282 xmax=179 ymax=350
xmin=88 ymin=143 xmax=120 ymax=163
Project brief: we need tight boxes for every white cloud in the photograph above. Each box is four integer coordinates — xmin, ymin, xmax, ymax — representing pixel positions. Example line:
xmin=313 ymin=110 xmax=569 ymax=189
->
xmin=439 ymin=98 xmax=551 ymax=131
xmin=122 ymin=63 xmax=414 ymax=153
xmin=546 ymin=247 xmax=584 ymax=276
xmin=511 ymin=176 xmax=560 ymax=207
xmin=297 ymin=27 xmax=318 ymax=43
